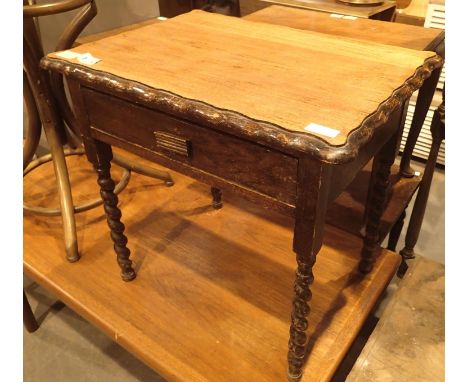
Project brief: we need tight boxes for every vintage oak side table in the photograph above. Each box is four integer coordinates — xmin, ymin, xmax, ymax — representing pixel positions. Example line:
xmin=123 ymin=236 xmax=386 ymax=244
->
xmin=40 ymin=10 xmax=441 ymax=381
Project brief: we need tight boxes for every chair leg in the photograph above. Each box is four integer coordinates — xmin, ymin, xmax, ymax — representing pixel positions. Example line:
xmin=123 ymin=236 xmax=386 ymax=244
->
xmin=112 ymin=153 xmax=174 ymax=187
xmin=42 ymin=117 xmax=80 ymax=263
xmin=23 ymin=291 xmax=39 ymax=333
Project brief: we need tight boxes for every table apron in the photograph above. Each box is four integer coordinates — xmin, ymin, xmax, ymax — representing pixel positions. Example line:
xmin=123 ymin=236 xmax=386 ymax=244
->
xmin=82 ymin=87 xmax=299 ymax=214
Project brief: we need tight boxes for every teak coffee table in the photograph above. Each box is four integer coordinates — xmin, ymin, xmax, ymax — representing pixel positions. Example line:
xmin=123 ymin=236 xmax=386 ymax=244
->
xmin=40 ymin=10 xmax=442 ymax=381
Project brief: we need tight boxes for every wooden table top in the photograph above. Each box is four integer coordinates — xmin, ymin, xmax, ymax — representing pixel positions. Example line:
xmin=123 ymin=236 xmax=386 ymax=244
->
xmin=44 ymin=10 xmax=440 ymax=160
xmin=24 ymin=152 xmax=400 ymax=382
xmin=262 ymin=0 xmax=396 ymax=17
xmin=246 ymin=5 xmax=444 ymax=50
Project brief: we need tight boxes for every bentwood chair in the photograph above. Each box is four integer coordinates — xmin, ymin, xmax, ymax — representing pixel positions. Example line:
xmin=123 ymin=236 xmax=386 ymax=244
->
xmin=23 ymin=0 xmax=173 ymax=331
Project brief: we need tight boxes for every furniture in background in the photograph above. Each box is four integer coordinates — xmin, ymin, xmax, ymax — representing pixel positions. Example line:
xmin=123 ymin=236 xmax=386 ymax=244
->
xmin=398 ymin=84 xmax=444 ymax=273
xmin=245 ymin=5 xmax=444 ymax=274
xmin=159 ymin=0 xmax=240 ymax=17
xmin=240 ymin=0 xmax=396 ymax=19
xmin=23 ymin=0 xmax=173 ymax=331
xmin=239 ymin=0 xmax=270 ymax=15
xmin=395 ymin=0 xmax=429 ymax=25
xmin=400 ymin=0 xmax=445 ymax=167
xmin=40 ymin=11 xmax=440 ymax=380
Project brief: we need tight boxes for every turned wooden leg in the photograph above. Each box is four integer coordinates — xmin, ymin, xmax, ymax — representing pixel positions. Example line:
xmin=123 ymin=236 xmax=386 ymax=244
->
xmin=360 ymin=130 xmax=402 ymax=274
xmin=84 ymin=138 xmax=136 ymax=281
xmin=387 ymin=209 xmax=406 ymax=252
xmin=288 ymin=253 xmax=315 ymax=382
xmin=288 ymin=159 xmax=331 ymax=381
xmin=23 ymin=291 xmax=39 ymax=333
xmin=400 ymin=86 xmax=445 ymax=265
xmin=211 ymin=187 xmax=223 ymax=209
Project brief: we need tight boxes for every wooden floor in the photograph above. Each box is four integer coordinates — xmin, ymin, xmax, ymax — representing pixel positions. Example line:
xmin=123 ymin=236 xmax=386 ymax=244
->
xmin=24 ymin=152 xmax=400 ymax=382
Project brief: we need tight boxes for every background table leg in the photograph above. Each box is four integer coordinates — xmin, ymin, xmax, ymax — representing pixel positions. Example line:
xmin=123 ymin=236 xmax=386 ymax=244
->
xmin=399 ymin=89 xmax=445 ymax=271
xmin=211 ymin=187 xmax=223 ymax=209
xmin=399 ymin=66 xmax=441 ymax=177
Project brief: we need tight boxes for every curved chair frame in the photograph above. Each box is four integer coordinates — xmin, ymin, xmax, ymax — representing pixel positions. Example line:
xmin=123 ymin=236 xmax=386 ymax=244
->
xmin=23 ymin=0 xmax=173 ymax=331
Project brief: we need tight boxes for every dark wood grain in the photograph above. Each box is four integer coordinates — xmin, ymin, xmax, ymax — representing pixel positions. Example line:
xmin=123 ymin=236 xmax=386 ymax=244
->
xmin=83 ymin=87 xmax=298 ymax=205
xmin=91 ymin=127 xmax=296 ymax=216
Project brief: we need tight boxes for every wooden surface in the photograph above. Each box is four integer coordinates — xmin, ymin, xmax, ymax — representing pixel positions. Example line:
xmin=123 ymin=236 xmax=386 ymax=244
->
xmin=262 ymin=0 xmax=395 ymax=18
xmin=347 ymin=257 xmax=444 ymax=381
xmin=245 ymin=5 xmax=443 ymax=50
xmin=45 ymin=10 xmax=437 ymax=148
xmin=24 ymin=152 xmax=400 ymax=382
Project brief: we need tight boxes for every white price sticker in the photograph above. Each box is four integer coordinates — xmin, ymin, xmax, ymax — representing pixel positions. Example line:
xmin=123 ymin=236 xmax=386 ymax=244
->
xmin=343 ymin=15 xmax=358 ymax=20
xmin=55 ymin=50 xmax=101 ymax=65
xmin=304 ymin=123 xmax=340 ymax=138
xmin=77 ymin=52 xmax=101 ymax=65
xmin=56 ymin=50 xmax=81 ymax=59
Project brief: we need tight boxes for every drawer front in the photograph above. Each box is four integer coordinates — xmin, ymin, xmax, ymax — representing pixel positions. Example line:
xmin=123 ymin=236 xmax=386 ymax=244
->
xmin=83 ymin=88 xmax=298 ymax=205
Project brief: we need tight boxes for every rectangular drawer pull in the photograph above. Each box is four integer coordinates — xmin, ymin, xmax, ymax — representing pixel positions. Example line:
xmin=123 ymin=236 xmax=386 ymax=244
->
xmin=154 ymin=131 xmax=191 ymax=157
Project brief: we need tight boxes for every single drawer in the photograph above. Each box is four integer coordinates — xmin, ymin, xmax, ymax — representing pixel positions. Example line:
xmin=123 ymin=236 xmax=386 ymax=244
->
xmin=82 ymin=88 xmax=298 ymax=205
